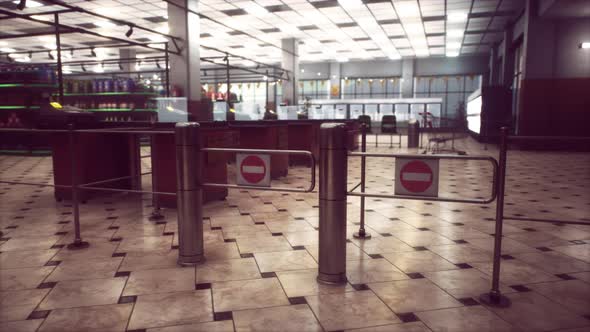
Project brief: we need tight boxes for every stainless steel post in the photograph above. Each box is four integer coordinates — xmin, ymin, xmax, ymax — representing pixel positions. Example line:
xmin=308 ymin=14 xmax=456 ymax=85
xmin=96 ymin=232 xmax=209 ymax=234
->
xmin=317 ymin=123 xmax=348 ymax=285
xmin=66 ymin=124 xmax=89 ymax=250
xmin=175 ymin=122 xmax=205 ymax=265
xmin=354 ymin=124 xmax=371 ymax=239
xmin=479 ymin=127 xmax=511 ymax=307
xmin=149 ymin=132 xmax=164 ymax=221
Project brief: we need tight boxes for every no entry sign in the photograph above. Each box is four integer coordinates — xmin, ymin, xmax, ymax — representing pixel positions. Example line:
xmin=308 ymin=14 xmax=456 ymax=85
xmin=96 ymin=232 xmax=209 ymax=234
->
xmin=394 ymin=158 xmax=439 ymax=197
xmin=237 ymin=153 xmax=271 ymax=187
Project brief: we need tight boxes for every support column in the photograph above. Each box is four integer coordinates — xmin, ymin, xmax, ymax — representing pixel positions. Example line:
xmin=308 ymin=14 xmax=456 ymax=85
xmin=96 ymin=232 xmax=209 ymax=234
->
xmin=501 ymin=27 xmax=514 ymax=87
xmin=329 ymin=62 xmax=341 ymax=99
xmin=119 ymin=48 xmax=136 ymax=76
xmin=401 ymin=58 xmax=414 ymax=98
xmin=489 ymin=44 xmax=498 ymax=86
xmin=168 ymin=0 xmax=206 ymax=120
xmin=281 ymin=38 xmax=299 ymax=105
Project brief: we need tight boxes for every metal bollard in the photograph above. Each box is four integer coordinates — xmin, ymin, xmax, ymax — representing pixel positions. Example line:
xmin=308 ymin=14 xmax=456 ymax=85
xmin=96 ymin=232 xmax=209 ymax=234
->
xmin=66 ymin=123 xmax=89 ymax=250
xmin=175 ymin=122 xmax=205 ymax=265
xmin=479 ymin=127 xmax=511 ymax=307
xmin=317 ymin=123 xmax=348 ymax=285
xmin=354 ymin=124 xmax=371 ymax=239
xmin=149 ymin=133 xmax=165 ymax=221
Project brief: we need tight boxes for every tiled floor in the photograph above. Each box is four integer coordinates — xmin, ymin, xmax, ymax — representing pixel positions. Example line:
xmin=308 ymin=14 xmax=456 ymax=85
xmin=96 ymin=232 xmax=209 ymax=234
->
xmin=1 ymin=134 xmax=589 ymax=332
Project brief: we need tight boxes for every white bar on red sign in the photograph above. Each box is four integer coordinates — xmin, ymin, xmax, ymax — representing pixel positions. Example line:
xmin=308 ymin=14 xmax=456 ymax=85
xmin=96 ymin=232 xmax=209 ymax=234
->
xmin=402 ymin=172 xmax=432 ymax=182
xmin=242 ymin=166 xmax=265 ymax=174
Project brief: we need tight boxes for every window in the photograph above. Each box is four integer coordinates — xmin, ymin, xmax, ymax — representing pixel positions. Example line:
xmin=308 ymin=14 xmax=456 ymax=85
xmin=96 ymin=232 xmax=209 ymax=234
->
xmin=339 ymin=77 xmax=401 ymax=99
xmin=298 ymin=80 xmax=330 ymax=101
xmin=413 ymin=75 xmax=481 ymax=122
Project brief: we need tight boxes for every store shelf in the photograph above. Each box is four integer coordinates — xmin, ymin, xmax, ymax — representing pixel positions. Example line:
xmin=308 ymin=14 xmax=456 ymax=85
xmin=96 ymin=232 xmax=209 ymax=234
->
xmin=0 ymin=106 xmax=41 ymax=110
xmin=62 ymin=92 xmax=157 ymax=97
xmin=87 ymin=108 xmax=157 ymax=112
xmin=0 ymin=83 xmax=57 ymax=89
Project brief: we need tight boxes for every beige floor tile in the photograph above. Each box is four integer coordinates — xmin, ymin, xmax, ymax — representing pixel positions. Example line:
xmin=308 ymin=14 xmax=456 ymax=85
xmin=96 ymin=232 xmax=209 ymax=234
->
xmin=52 ymin=242 xmax=119 ymax=261
xmin=423 ymin=268 xmax=512 ymax=298
xmin=147 ymin=320 xmax=234 ymax=332
xmin=0 ymin=266 xmax=54 ymax=291
xmin=383 ymin=250 xmax=457 ymax=273
xmin=117 ymin=236 xmax=173 ymax=253
xmin=236 ymin=235 xmax=292 ymax=253
xmin=306 ymin=290 xmax=400 ymax=331
xmin=570 ymin=271 xmax=590 ymax=284
xmin=527 ymin=280 xmax=590 ymax=315
xmin=513 ymin=251 xmax=590 ymax=274
xmin=551 ymin=244 xmax=590 ymax=263
xmin=196 ymin=257 xmax=260 ymax=283
xmin=306 ymin=243 xmax=371 ymax=261
xmin=45 ymin=257 xmax=122 ymax=282
xmin=212 ymin=278 xmax=289 ymax=312
xmin=344 ymin=321 xmax=431 ymax=332
xmin=206 ymin=242 xmax=242 ymax=260
xmin=233 ymin=304 xmax=322 ymax=332
xmin=0 ymin=288 xmax=50 ymax=322
xmin=277 ymin=269 xmax=353 ymax=297
xmin=352 ymin=237 xmax=415 ymax=255
xmin=265 ymin=219 xmax=315 ymax=233
xmin=0 ymin=236 xmax=61 ymax=252
xmin=283 ymin=231 xmax=319 ymax=246
xmin=39 ymin=277 xmax=125 ymax=310
xmin=38 ymin=303 xmax=133 ymax=332
xmin=254 ymin=250 xmax=317 ymax=273
xmin=222 ymin=224 xmax=270 ymax=239
xmin=416 ymin=306 xmax=518 ymax=332
xmin=210 ymin=215 xmax=255 ymax=227
xmin=471 ymin=260 xmax=561 ymax=285
xmin=128 ymin=290 xmax=213 ymax=330
xmin=346 ymin=259 xmax=408 ymax=284
xmin=393 ymin=231 xmax=455 ymax=247
xmin=0 ymin=319 xmax=44 ymax=332
xmin=427 ymin=244 xmax=493 ymax=264
xmin=119 ymin=250 xmax=179 ymax=271
xmin=429 ymin=226 xmax=491 ymax=240
xmin=0 ymin=249 xmax=58 ymax=269
xmin=487 ymin=292 xmax=590 ymax=332
xmin=369 ymin=278 xmax=462 ymax=313
xmin=123 ymin=267 xmax=195 ymax=296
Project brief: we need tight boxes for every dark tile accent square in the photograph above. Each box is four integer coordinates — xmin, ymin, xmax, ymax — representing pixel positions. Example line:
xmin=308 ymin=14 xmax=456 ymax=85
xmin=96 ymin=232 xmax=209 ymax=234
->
xmin=380 ymin=233 xmax=392 ymax=237
xmin=155 ymin=221 xmax=167 ymax=225
xmin=224 ymin=238 xmax=236 ymax=243
xmin=211 ymin=226 xmax=222 ymax=230
xmin=106 ymin=216 xmax=118 ymax=220
xmin=345 ymin=239 xmax=352 ymax=243
xmin=13 ymin=216 xmax=24 ymax=220
xmin=110 ymin=237 xmax=123 ymax=242
xmin=510 ymin=285 xmax=531 ymax=292
xmin=555 ymin=273 xmax=576 ymax=280
xmin=570 ymin=240 xmax=586 ymax=245
xmin=240 ymin=253 xmax=254 ymax=258
xmin=458 ymin=297 xmax=480 ymax=306
xmin=0 ymin=237 xmax=10 ymax=241
xmin=501 ymin=254 xmax=515 ymax=260
xmin=261 ymin=272 xmax=277 ymax=278
xmin=112 ymin=252 xmax=126 ymax=258
xmin=421 ymin=213 xmax=432 ymax=216
xmin=58 ymin=220 xmax=70 ymax=224
xmin=214 ymin=311 xmax=233 ymax=321
xmin=352 ymin=283 xmax=370 ymax=291
xmin=536 ymin=247 xmax=553 ymax=252
xmin=50 ymin=244 xmax=65 ymax=249
xmin=263 ymin=202 xmax=273 ymax=205
xmin=271 ymin=232 xmax=283 ymax=236
xmin=118 ymin=295 xmax=137 ymax=304
xmin=27 ymin=310 xmax=50 ymax=320
xmin=229 ymin=204 xmax=238 ymax=208
xmin=107 ymin=226 xmax=119 ymax=230
xmin=172 ymin=245 xmax=180 ymax=250
xmin=396 ymin=312 xmax=419 ymax=323
xmin=369 ymin=254 xmax=384 ymax=259
xmin=163 ymin=232 xmax=174 ymax=236
xmin=407 ymin=273 xmax=425 ymax=279
xmin=453 ymin=239 xmax=468 ymax=244
xmin=389 ymin=218 xmax=400 ymax=221
xmin=5 ymin=225 xmax=18 ymax=229
xmin=413 ymin=246 xmax=428 ymax=251
xmin=196 ymin=283 xmax=212 ymax=290
xmin=452 ymin=222 xmax=465 ymax=226
xmin=127 ymin=329 xmax=146 ymax=332
xmin=254 ymin=222 xmax=265 ymax=225
xmin=294 ymin=217 xmax=305 ymax=220
xmin=54 ymin=231 xmax=68 ymax=236
xmin=114 ymin=271 xmax=131 ymax=278
xmin=292 ymin=245 xmax=305 ymax=250
xmin=288 ymin=296 xmax=307 ymax=305
xmin=417 ymin=227 xmax=430 ymax=231
xmin=240 ymin=213 xmax=250 ymax=216
xmin=37 ymin=282 xmax=57 ymax=289
xmin=455 ymin=263 xmax=472 ymax=269
xmin=583 ymin=314 xmax=590 ymax=321
xmin=278 ymin=209 xmax=288 ymax=212
xmin=523 ymin=228 xmax=536 ymax=232
xmin=44 ymin=260 xmax=61 ymax=267
xmin=60 ymin=211 xmax=71 ymax=215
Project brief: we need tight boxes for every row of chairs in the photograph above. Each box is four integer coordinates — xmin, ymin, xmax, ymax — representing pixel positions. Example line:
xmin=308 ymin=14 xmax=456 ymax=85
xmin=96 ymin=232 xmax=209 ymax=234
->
xmin=357 ymin=115 xmax=398 ymax=134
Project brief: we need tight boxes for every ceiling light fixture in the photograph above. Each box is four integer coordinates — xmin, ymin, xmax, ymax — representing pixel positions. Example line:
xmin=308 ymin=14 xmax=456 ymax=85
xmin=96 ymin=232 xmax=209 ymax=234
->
xmin=336 ymin=57 xmax=349 ymax=63
xmin=90 ymin=47 xmax=96 ymax=57
xmin=156 ymin=61 xmax=161 ymax=69
xmin=48 ymin=50 xmax=54 ymax=60
xmin=244 ymin=3 xmax=268 ymax=16
xmin=118 ymin=63 xmax=123 ymax=70
xmin=447 ymin=42 xmax=461 ymax=49
xmin=337 ymin=0 xmax=363 ymax=8
xmin=447 ymin=12 xmax=468 ymax=22
xmin=6 ymin=54 xmax=13 ymax=63
xmin=14 ymin=0 xmax=26 ymax=10
xmin=81 ymin=64 xmax=86 ymax=72
xmin=63 ymin=66 xmax=72 ymax=74
xmin=580 ymin=42 xmax=590 ymax=49
xmin=0 ymin=47 xmax=16 ymax=53
xmin=317 ymin=72 xmax=321 ymax=76
xmin=446 ymin=51 xmax=459 ymax=57
xmin=300 ymin=68 xmax=304 ymax=73
xmin=447 ymin=30 xmax=464 ymax=38
xmin=125 ymin=25 xmax=134 ymax=37
xmin=95 ymin=20 xmax=115 ymax=28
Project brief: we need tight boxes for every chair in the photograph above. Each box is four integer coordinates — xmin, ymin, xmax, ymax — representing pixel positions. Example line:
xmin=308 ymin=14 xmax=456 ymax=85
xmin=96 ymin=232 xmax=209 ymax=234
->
xmin=379 ymin=115 xmax=401 ymax=148
xmin=357 ymin=115 xmax=372 ymax=133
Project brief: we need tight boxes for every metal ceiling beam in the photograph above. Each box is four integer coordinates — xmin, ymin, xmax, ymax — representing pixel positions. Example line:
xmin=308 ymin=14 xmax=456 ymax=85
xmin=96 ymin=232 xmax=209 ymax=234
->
xmin=0 ymin=9 xmax=73 ymax=20
xmin=478 ymin=0 xmax=505 ymax=52
xmin=0 ymin=29 xmax=76 ymax=40
xmin=460 ymin=0 xmax=476 ymax=54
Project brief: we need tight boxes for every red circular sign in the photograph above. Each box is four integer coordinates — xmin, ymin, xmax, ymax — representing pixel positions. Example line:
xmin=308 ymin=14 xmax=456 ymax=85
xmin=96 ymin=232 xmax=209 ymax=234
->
xmin=240 ymin=155 xmax=267 ymax=184
xmin=400 ymin=160 xmax=433 ymax=193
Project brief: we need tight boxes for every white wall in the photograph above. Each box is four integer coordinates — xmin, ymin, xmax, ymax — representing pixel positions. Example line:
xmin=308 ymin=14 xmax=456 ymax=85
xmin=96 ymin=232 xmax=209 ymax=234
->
xmin=414 ymin=56 xmax=489 ymax=76
xmin=554 ymin=18 xmax=590 ymax=78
